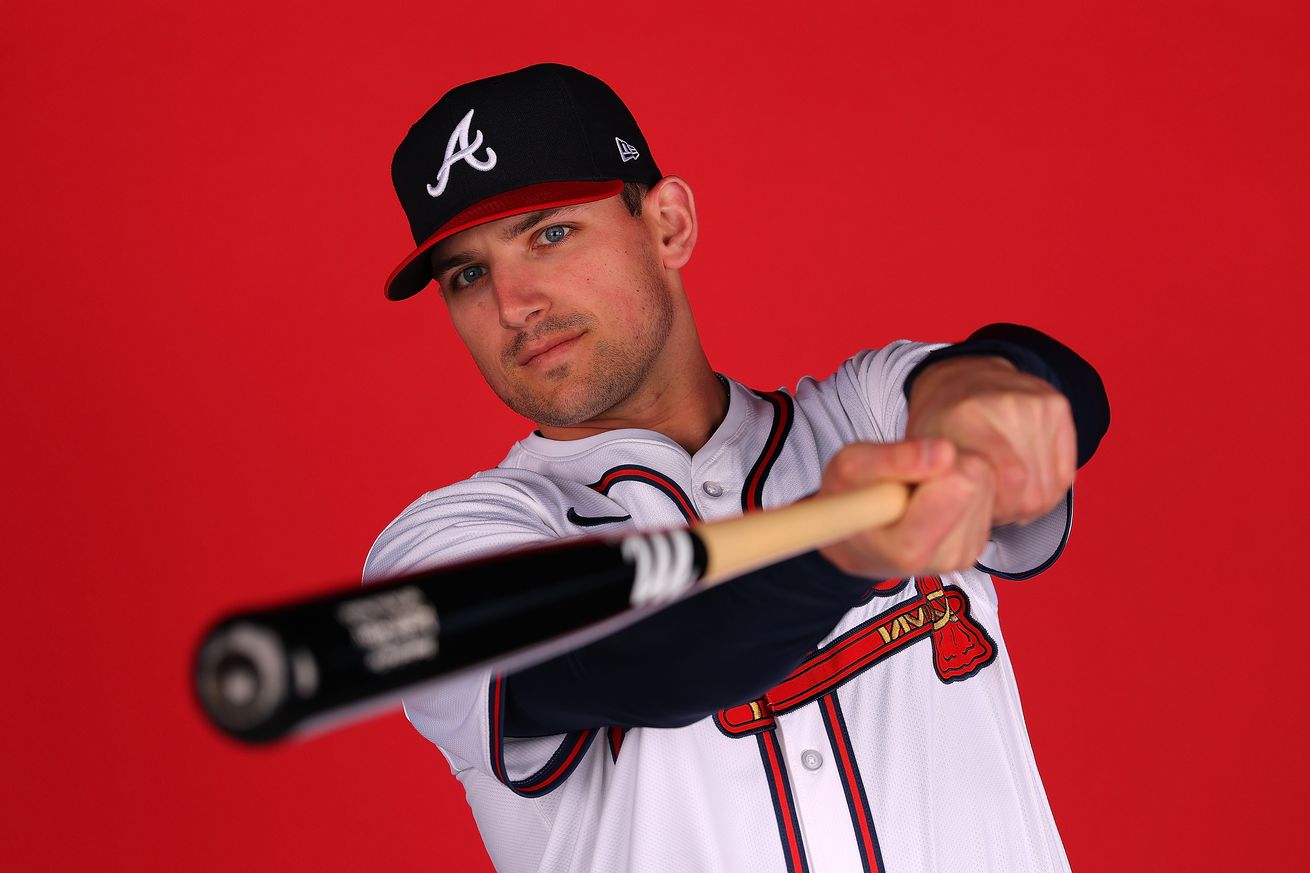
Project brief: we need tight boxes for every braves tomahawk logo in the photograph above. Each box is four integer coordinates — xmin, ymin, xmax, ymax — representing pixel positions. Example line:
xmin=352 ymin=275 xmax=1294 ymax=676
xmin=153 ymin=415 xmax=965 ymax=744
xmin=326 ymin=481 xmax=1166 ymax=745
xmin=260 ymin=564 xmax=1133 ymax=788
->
xmin=714 ymin=577 xmax=998 ymax=736
xmin=427 ymin=109 xmax=497 ymax=198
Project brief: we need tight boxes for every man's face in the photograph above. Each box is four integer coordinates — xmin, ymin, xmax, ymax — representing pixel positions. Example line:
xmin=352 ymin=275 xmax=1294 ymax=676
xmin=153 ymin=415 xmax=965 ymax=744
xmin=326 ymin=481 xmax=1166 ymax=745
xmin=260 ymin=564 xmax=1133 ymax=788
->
xmin=428 ymin=193 xmax=674 ymax=427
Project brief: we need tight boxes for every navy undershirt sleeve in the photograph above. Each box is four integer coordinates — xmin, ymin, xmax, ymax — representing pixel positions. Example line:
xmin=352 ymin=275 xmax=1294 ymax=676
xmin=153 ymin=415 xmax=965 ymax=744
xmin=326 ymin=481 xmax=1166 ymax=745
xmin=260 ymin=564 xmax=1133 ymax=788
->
xmin=503 ymin=549 xmax=874 ymax=737
xmin=902 ymin=323 xmax=1110 ymax=467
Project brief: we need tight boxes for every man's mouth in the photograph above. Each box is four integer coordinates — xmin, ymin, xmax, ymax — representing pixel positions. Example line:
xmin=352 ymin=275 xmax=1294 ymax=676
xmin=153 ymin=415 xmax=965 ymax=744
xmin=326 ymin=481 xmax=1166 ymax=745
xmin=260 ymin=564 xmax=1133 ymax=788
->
xmin=516 ymin=331 xmax=585 ymax=367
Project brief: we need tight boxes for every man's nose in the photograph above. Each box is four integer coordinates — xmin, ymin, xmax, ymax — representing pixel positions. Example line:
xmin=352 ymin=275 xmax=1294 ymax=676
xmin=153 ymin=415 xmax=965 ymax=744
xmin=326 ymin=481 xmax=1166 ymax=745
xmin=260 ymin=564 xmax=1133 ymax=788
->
xmin=492 ymin=263 xmax=550 ymax=330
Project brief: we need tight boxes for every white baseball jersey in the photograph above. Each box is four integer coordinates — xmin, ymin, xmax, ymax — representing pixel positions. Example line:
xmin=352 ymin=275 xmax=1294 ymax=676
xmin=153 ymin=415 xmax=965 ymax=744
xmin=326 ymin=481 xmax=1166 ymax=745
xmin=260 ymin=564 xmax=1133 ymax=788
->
xmin=364 ymin=341 xmax=1074 ymax=873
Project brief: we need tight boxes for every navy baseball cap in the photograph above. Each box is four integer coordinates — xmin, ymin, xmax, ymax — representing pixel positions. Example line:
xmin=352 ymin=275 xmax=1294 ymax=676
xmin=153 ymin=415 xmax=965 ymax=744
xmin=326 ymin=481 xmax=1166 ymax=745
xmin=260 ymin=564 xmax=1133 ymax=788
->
xmin=384 ymin=63 xmax=663 ymax=300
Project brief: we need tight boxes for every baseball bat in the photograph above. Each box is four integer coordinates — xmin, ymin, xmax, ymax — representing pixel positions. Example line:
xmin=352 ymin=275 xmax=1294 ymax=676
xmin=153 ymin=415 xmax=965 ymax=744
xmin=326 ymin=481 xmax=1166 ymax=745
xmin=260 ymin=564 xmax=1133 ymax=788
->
xmin=193 ymin=482 xmax=909 ymax=744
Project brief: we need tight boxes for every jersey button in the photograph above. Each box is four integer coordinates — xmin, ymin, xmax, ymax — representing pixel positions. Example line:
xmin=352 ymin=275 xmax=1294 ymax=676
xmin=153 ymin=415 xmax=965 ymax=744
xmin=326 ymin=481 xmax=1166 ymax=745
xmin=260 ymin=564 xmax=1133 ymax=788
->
xmin=701 ymin=481 xmax=724 ymax=497
xmin=800 ymin=750 xmax=823 ymax=771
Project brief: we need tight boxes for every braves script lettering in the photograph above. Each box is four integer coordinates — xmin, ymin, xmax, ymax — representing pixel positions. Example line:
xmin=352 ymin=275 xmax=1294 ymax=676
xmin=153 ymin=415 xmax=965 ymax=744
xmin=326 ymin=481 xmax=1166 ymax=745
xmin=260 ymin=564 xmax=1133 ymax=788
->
xmin=427 ymin=109 xmax=497 ymax=198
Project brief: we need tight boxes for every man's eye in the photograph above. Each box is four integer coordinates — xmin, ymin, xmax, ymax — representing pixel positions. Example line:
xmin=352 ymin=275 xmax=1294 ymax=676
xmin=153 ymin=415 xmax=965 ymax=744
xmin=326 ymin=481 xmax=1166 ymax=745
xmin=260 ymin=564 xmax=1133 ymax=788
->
xmin=538 ymin=225 xmax=571 ymax=245
xmin=453 ymin=265 xmax=485 ymax=288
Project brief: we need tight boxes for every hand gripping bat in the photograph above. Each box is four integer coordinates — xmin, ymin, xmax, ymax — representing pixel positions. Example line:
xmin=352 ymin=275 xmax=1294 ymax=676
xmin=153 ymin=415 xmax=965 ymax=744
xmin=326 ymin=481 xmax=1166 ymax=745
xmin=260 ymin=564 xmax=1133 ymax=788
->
xmin=193 ymin=483 xmax=909 ymax=744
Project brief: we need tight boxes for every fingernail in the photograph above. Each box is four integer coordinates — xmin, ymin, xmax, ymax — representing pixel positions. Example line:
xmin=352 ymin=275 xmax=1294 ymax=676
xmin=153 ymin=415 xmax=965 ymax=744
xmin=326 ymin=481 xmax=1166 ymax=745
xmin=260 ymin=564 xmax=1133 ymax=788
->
xmin=921 ymin=438 xmax=945 ymax=467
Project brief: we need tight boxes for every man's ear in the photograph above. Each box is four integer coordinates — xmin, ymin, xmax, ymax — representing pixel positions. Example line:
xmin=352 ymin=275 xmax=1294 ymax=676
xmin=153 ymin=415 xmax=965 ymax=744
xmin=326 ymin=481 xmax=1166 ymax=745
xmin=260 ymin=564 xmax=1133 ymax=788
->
xmin=645 ymin=176 xmax=698 ymax=270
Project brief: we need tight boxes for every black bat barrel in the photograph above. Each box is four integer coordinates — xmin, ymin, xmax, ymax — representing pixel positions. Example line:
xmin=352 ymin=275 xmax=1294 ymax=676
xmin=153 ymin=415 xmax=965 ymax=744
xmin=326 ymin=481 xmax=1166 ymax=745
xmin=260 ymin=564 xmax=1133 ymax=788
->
xmin=194 ymin=531 xmax=707 ymax=744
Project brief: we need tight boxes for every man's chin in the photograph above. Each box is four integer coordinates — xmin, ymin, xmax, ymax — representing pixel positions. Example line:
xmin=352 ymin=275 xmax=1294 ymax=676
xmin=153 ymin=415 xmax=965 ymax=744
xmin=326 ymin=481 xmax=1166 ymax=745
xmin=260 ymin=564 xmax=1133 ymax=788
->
xmin=502 ymin=379 xmax=620 ymax=429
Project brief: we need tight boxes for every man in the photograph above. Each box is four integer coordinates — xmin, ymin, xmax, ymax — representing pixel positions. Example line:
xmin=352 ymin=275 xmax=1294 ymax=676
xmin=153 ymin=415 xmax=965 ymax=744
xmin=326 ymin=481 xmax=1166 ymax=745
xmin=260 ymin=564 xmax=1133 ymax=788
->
xmin=366 ymin=63 xmax=1108 ymax=873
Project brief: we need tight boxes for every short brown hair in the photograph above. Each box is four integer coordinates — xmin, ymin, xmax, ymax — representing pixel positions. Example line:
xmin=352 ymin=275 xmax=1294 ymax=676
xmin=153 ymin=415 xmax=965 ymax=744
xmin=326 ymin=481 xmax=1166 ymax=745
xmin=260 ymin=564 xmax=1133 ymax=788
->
xmin=619 ymin=182 xmax=648 ymax=217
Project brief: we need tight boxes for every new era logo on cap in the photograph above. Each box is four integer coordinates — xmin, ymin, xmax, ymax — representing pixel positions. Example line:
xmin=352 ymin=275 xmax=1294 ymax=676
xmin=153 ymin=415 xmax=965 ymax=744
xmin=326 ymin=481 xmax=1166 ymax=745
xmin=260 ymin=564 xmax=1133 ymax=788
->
xmin=615 ymin=137 xmax=640 ymax=162
xmin=385 ymin=64 xmax=663 ymax=301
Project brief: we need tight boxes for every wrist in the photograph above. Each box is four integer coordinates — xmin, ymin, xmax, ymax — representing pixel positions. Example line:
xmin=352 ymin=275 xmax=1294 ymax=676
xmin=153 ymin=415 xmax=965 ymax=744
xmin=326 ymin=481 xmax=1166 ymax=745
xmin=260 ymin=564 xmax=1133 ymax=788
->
xmin=907 ymin=356 xmax=1018 ymax=430
xmin=913 ymin=355 xmax=1015 ymax=394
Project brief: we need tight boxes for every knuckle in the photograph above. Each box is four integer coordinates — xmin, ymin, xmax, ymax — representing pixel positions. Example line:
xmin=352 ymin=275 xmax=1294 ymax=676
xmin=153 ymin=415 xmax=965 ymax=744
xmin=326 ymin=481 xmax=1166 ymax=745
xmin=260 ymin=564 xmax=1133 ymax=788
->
xmin=957 ymin=452 xmax=989 ymax=476
xmin=943 ymin=546 xmax=975 ymax=574
xmin=956 ymin=473 xmax=985 ymax=503
xmin=830 ymin=446 xmax=865 ymax=483
xmin=1020 ymin=485 xmax=1047 ymax=517
xmin=899 ymin=549 xmax=932 ymax=576
xmin=934 ymin=472 xmax=972 ymax=505
xmin=957 ymin=455 xmax=997 ymax=491
xmin=999 ymin=462 xmax=1027 ymax=491
xmin=885 ymin=537 xmax=930 ymax=576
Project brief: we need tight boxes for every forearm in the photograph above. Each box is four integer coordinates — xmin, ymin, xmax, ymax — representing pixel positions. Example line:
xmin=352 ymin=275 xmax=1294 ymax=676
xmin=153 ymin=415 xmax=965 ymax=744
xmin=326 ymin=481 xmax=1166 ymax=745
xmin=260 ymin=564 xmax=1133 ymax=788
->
xmin=503 ymin=550 xmax=873 ymax=737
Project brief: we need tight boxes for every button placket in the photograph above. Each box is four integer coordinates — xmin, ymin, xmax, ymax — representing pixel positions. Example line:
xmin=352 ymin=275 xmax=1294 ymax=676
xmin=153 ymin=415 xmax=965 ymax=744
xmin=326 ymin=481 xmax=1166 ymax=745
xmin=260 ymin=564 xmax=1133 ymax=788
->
xmin=775 ymin=709 xmax=866 ymax=872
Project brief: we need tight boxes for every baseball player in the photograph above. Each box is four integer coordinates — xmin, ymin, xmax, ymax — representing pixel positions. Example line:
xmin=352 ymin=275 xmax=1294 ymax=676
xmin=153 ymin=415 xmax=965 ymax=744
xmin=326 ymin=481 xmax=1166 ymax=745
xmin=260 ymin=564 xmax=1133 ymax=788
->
xmin=365 ymin=63 xmax=1109 ymax=873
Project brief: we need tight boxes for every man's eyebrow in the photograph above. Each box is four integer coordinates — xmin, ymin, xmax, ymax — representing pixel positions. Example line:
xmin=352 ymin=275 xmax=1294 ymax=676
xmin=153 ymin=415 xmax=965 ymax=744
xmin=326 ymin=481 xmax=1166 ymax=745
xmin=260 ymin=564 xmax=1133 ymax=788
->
xmin=498 ymin=204 xmax=584 ymax=243
xmin=430 ymin=249 xmax=480 ymax=280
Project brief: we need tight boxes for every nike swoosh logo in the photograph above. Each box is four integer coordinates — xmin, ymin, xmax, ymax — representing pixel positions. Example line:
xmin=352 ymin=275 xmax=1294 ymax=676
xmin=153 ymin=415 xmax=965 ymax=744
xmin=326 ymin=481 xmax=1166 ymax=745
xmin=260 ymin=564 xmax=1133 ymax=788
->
xmin=566 ymin=508 xmax=633 ymax=527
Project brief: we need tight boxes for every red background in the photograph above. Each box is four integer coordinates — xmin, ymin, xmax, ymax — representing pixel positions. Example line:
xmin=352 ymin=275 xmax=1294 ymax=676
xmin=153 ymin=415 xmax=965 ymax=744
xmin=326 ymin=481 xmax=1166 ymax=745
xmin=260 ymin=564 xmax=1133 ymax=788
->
xmin=3 ymin=1 xmax=1306 ymax=870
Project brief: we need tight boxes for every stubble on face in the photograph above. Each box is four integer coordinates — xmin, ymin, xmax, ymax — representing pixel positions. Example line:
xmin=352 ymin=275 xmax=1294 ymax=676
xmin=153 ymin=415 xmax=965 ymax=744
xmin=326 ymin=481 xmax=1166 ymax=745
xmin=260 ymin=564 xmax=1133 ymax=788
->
xmin=485 ymin=245 xmax=675 ymax=428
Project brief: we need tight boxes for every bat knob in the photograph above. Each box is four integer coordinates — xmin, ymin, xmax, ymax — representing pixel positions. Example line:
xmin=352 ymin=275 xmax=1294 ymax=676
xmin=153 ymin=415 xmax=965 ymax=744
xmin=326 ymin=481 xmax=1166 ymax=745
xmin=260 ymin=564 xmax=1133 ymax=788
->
xmin=216 ymin=653 xmax=261 ymax=706
xmin=195 ymin=621 xmax=316 ymax=741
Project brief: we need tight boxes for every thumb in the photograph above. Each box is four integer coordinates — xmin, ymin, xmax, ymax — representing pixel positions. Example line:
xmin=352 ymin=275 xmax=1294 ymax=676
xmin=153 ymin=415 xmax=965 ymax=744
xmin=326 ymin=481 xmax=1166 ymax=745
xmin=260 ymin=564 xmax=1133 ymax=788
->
xmin=825 ymin=439 xmax=956 ymax=489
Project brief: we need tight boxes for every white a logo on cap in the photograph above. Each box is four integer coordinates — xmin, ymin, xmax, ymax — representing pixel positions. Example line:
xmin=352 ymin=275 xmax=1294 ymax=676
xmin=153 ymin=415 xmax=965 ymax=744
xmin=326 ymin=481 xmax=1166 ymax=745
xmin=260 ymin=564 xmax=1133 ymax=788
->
xmin=615 ymin=137 xmax=640 ymax=162
xmin=428 ymin=109 xmax=497 ymax=198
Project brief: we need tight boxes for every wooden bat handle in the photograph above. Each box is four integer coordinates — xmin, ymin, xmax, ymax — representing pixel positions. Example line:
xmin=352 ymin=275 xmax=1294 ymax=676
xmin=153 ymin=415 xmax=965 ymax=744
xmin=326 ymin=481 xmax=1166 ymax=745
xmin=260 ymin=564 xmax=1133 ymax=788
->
xmin=700 ymin=482 xmax=911 ymax=585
